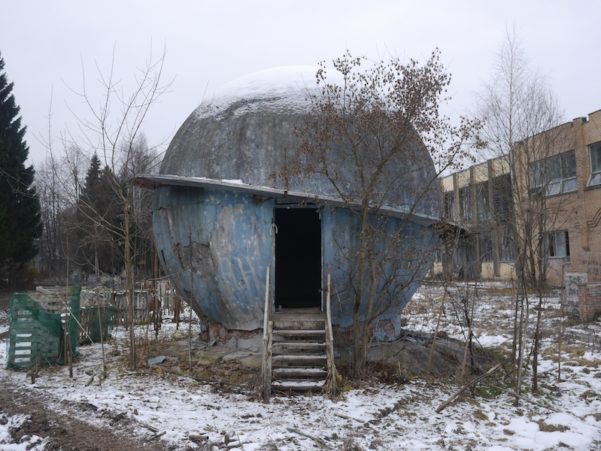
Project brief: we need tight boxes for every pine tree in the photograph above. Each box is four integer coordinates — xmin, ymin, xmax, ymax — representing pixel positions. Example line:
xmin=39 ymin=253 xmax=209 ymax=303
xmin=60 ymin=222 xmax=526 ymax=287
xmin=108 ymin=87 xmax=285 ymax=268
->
xmin=77 ymin=153 xmax=121 ymax=275
xmin=0 ymin=52 xmax=42 ymax=286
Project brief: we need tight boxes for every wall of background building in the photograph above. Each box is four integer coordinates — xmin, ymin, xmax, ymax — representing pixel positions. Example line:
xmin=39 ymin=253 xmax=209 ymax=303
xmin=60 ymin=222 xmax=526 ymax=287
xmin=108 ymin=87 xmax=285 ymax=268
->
xmin=435 ymin=109 xmax=601 ymax=287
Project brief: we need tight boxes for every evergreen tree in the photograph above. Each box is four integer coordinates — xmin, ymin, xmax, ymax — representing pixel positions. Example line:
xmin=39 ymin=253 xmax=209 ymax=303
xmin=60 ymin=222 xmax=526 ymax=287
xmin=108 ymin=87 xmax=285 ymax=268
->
xmin=0 ymin=52 xmax=42 ymax=286
xmin=77 ymin=153 xmax=121 ymax=275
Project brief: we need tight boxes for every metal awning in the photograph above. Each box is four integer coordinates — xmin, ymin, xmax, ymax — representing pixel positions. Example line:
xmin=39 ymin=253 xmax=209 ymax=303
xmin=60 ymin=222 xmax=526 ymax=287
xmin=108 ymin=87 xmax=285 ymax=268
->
xmin=135 ymin=174 xmax=439 ymax=225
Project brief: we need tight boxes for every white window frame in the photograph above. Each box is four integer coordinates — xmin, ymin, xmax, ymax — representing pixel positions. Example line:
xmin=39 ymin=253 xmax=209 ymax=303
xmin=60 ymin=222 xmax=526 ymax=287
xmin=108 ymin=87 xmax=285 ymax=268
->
xmin=546 ymin=230 xmax=570 ymax=259
xmin=528 ymin=150 xmax=577 ymax=197
xmin=589 ymin=141 xmax=601 ymax=187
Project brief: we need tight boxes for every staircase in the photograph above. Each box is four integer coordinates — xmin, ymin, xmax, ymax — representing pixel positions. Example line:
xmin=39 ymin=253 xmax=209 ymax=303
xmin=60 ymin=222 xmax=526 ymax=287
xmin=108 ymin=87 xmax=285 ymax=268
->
xmin=270 ymin=308 xmax=327 ymax=392
xmin=261 ymin=269 xmax=336 ymax=400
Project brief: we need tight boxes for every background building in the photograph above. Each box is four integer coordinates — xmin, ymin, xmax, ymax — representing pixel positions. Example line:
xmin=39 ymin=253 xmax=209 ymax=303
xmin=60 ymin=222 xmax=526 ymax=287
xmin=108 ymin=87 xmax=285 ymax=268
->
xmin=434 ymin=109 xmax=601 ymax=320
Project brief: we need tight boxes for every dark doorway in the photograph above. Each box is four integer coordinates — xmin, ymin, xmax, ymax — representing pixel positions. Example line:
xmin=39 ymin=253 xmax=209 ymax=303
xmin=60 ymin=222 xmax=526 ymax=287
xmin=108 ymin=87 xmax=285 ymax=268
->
xmin=275 ymin=207 xmax=321 ymax=309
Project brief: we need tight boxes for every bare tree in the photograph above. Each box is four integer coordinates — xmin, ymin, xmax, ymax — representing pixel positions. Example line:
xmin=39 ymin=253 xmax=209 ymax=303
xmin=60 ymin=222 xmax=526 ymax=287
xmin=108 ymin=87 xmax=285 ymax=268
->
xmin=36 ymin=154 xmax=66 ymax=277
xmin=295 ymin=50 xmax=482 ymax=378
xmin=479 ymin=30 xmax=567 ymax=398
xmin=36 ymin=141 xmax=89 ymax=280
xmin=45 ymin=48 xmax=171 ymax=368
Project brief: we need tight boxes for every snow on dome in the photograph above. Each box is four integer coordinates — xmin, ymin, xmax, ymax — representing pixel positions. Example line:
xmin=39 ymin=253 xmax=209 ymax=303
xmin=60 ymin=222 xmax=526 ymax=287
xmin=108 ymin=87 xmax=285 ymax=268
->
xmin=194 ymin=66 xmax=332 ymax=120
xmin=216 ymin=66 xmax=319 ymax=99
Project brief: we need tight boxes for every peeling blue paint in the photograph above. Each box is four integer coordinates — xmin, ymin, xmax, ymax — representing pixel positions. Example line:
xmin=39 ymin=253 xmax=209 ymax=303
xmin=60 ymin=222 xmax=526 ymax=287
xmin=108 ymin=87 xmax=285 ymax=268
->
xmin=148 ymin=70 xmax=440 ymax=338
xmin=152 ymin=185 xmax=436 ymax=338
xmin=153 ymin=186 xmax=273 ymax=330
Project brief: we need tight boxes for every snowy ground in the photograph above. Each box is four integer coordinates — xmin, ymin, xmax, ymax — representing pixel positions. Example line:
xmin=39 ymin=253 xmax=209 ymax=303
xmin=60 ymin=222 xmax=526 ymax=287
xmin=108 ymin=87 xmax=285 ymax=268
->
xmin=0 ymin=309 xmax=8 ymax=335
xmin=1 ymin=281 xmax=600 ymax=450
xmin=0 ymin=412 xmax=48 ymax=450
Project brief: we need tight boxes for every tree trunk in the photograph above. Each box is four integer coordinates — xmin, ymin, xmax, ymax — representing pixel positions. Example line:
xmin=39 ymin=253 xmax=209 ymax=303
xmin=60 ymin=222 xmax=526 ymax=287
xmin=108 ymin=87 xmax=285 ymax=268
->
xmin=515 ymin=292 xmax=525 ymax=406
xmin=124 ymin=200 xmax=136 ymax=369
xmin=531 ymin=286 xmax=543 ymax=392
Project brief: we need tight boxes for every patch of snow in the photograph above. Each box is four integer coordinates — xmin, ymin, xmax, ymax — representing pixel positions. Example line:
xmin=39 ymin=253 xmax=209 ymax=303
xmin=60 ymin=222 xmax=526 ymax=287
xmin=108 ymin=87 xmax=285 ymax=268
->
xmin=221 ymin=178 xmax=245 ymax=185
xmin=476 ymin=335 xmax=507 ymax=347
xmin=272 ymin=380 xmax=325 ymax=388
xmin=0 ymin=412 xmax=48 ymax=450
xmin=498 ymin=413 xmax=598 ymax=451
xmin=194 ymin=66 xmax=341 ymax=120
xmin=1 ymin=339 xmax=6 ymax=367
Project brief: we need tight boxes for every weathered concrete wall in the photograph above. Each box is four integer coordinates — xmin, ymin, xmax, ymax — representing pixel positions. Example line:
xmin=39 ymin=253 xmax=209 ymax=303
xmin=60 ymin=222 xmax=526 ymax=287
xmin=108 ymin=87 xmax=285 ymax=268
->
xmin=323 ymin=207 xmax=436 ymax=340
xmin=153 ymin=186 xmax=437 ymax=335
xmin=153 ymin=186 xmax=274 ymax=330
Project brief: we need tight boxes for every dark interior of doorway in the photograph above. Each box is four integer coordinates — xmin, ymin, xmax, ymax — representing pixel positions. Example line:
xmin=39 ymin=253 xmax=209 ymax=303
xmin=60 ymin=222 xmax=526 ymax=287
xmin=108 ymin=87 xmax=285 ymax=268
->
xmin=275 ymin=207 xmax=321 ymax=309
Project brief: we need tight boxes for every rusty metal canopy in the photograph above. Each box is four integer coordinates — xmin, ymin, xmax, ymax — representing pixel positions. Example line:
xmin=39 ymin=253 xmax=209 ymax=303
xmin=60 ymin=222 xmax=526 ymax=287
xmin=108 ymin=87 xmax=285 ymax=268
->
xmin=135 ymin=174 xmax=439 ymax=225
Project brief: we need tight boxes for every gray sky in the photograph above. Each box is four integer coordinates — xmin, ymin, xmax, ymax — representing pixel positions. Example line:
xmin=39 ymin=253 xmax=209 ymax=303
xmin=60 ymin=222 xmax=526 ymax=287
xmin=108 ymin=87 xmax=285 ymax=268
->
xmin=2 ymin=0 xmax=600 ymax=167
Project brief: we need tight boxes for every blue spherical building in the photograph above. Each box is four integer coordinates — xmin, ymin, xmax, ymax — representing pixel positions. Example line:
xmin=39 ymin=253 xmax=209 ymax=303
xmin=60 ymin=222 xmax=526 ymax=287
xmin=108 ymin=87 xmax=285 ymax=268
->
xmin=138 ymin=67 xmax=439 ymax=340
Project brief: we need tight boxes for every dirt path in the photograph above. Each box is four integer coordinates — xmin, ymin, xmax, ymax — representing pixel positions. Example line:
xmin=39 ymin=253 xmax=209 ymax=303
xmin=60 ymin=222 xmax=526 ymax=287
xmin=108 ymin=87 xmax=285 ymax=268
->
xmin=0 ymin=383 xmax=166 ymax=451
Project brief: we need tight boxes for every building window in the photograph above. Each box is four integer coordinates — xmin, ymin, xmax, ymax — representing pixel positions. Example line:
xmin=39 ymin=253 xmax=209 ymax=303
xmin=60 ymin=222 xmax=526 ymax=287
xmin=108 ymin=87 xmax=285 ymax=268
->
xmin=459 ymin=186 xmax=472 ymax=222
xmin=528 ymin=150 xmax=577 ymax=197
xmin=546 ymin=230 xmax=570 ymax=259
xmin=478 ymin=231 xmax=493 ymax=262
xmin=476 ymin=182 xmax=491 ymax=222
xmin=444 ymin=192 xmax=455 ymax=220
xmin=589 ymin=141 xmax=601 ymax=186
xmin=500 ymin=226 xmax=515 ymax=262
xmin=492 ymin=174 xmax=512 ymax=222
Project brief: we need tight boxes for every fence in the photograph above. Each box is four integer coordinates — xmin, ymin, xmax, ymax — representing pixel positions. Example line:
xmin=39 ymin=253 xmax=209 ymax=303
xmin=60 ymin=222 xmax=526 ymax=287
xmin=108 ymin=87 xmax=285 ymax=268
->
xmin=6 ymin=286 xmax=80 ymax=369
xmin=78 ymin=305 xmax=115 ymax=344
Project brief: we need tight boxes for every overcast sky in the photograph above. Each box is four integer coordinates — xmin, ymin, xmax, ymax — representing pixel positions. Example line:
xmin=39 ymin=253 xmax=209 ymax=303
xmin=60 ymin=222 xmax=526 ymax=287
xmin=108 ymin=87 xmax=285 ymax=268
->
xmin=2 ymin=0 xmax=601 ymax=167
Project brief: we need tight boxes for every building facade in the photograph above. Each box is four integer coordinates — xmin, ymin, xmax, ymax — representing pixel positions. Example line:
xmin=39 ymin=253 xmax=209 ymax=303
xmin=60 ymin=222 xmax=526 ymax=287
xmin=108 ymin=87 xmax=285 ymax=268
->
xmin=435 ymin=157 xmax=515 ymax=280
xmin=435 ymin=109 xmax=601 ymax=319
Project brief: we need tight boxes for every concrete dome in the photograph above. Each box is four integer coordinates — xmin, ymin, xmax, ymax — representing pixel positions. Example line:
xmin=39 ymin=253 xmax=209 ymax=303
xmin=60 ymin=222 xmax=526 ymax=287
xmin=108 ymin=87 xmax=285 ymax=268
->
xmin=160 ymin=66 xmax=319 ymax=184
xmin=151 ymin=67 xmax=440 ymax=336
xmin=160 ymin=67 xmax=438 ymax=218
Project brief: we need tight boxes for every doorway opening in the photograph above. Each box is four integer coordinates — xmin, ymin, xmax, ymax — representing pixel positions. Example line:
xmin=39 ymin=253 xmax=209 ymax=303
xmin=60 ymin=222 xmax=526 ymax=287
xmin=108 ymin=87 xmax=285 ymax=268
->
xmin=275 ymin=207 xmax=321 ymax=309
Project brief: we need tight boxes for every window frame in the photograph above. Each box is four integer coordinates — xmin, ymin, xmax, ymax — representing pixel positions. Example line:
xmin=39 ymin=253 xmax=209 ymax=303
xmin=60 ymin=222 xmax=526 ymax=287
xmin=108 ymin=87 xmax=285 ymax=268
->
xmin=476 ymin=181 xmax=491 ymax=222
xmin=478 ymin=231 xmax=493 ymax=262
xmin=588 ymin=141 xmax=601 ymax=187
xmin=443 ymin=191 xmax=455 ymax=220
xmin=546 ymin=230 xmax=570 ymax=260
xmin=528 ymin=150 xmax=577 ymax=197
xmin=459 ymin=186 xmax=472 ymax=222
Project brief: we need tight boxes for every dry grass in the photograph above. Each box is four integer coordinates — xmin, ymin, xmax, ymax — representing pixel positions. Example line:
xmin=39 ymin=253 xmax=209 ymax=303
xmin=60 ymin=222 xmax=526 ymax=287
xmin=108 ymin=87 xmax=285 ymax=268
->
xmin=537 ymin=419 xmax=570 ymax=433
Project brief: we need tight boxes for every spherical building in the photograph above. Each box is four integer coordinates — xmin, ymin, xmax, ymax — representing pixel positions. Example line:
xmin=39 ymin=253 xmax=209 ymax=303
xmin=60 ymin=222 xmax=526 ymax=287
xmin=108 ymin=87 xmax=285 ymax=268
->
xmin=140 ymin=67 xmax=439 ymax=340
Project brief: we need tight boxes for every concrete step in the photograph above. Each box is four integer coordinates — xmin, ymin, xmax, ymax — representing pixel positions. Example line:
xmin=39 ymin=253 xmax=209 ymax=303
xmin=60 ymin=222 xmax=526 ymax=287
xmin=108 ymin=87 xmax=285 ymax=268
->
xmin=272 ymin=379 xmax=326 ymax=391
xmin=272 ymin=315 xmax=325 ymax=330
xmin=272 ymin=329 xmax=325 ymax=338
xmin=272 ymin=311 xmax=325 ymax=321
xmin=272 ymin=308 xmax=325 ymax=329
xmin=273 ymin=367 xmax=327 ymax=379
xmin=273 ymin=342 xmax=325 ymax=352
xmin=272 ymin=354 xmax=327 ymax=367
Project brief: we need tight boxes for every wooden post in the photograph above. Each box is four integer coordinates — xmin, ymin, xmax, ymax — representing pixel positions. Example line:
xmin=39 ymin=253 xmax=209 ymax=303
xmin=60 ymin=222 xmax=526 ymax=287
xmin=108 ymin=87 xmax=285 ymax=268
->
xmin=325 ymin=273 xmax=337 ymax=396
xmin=436 ymin=363 xmax=502 ymax=413
xmin=261 ymin=266 xmax=272 ymax=402
xmin=98 ymin=297 xmax=107 ymax=379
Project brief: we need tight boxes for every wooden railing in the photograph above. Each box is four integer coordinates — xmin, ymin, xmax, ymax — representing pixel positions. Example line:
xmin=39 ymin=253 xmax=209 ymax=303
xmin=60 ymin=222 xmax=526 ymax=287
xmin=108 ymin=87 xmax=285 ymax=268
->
xmin=325 ymin=272 xmax=337 ymax=396
xmin=261 ymin=266 xmax=273 ymax=402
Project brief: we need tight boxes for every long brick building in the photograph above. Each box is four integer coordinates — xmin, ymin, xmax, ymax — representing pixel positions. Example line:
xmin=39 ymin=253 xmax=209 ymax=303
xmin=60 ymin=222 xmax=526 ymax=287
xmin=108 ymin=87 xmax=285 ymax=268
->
xmin=434 ymin=109 xmax=601 ymax=320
